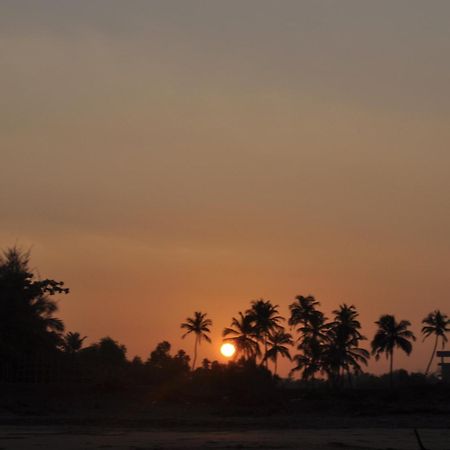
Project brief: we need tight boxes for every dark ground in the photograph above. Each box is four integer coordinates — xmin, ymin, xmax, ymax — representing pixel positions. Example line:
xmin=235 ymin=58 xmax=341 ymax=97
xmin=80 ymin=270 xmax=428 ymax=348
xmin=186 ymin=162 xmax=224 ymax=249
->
xmin=1 ymin=384 xmax=449 ymax=449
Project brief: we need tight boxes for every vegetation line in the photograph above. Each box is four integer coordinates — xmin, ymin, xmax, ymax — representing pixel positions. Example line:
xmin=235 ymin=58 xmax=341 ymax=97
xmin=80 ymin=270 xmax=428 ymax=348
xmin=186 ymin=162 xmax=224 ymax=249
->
xmin=1 ymin=246 xmax=449 ymax=390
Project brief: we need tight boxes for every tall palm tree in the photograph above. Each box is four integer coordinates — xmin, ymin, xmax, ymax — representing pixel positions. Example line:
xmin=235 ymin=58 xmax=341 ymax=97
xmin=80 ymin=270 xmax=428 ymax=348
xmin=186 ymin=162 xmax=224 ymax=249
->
xmin=289 ymin=295 xmax=328 ymax=380
xmin=371 ymin=314 xmax=416 ymax=388
xmin=223 ymin=312 xmax=260 ymax=361
xmin=181 ymin=311 xmax=212 ymax=369
xmin=325 ymin=304 xmax=369 ymax=386
xmin=422 ymin=310 xmax=449 ymax=375
xmin=289 ymin=295 xmax=321 ymax=328
xmin=63 ymin=331 xmax=87 ymax=354
xmin=264 ymin=329 xmax=293 ymax=375
xmin=246 ymin=299 xmax=283 ymax=366
xmin=330 ymin=304 xmax=364 ymax=341
xmin=291 ymin=309 xmax=329 ymax=380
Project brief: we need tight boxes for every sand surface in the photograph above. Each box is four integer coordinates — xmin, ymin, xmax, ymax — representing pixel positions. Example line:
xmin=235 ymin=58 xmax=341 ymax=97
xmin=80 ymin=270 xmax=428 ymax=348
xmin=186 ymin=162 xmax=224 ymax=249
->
xmin=0 ymin=426 xmax=449 ymax=450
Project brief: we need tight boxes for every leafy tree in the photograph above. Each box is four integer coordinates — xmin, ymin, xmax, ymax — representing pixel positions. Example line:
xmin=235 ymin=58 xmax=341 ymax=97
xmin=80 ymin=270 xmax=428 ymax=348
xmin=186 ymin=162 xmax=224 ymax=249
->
xmin=81 ymin=336 xmax=127 ymax=367
xmin=173 ymin=349 xmax=191 ymax=372
xmin=131 ymin=355 xmax=144 ymax=366
xmin=223 ymin=312 xmax=260 ymax=361
xmin=147 ymin=340 xmax=172 ymax=368
xmin=264 ymin=328 xmax=293 ymax=375
xmin=324 ymin=304 xmax=369 ymax=386
xmin=371 ymin=315 xmax=416 ymax=388
xmin=201 ymin=358 xmax=211 ymax=370
xmin=146 ymin=341 xmax=190 ymax=384
xmin=77 ymin=336 xmax=128 ymax=386
xmin=181 ymin=312 xmax=212 ymax=369
xmin=246 ymin=299 xmax=283 ymax=366
xmin=422 ymin=310 xmax=449 ymax=375
xmin=62 ymin=331 xmax=87 ymax=354
xmin=0 ymin=247 xmax=68 ymax=359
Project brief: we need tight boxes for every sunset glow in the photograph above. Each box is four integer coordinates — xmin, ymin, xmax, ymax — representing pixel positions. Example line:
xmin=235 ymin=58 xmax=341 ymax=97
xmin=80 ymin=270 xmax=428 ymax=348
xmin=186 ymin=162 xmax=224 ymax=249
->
xmin=220 ymin=343 xmax=236 ymax=358
xmin=1 ymin=1 xmax=450 ymax=377
xmin=3 ymin=4 xmax=450 ymax=447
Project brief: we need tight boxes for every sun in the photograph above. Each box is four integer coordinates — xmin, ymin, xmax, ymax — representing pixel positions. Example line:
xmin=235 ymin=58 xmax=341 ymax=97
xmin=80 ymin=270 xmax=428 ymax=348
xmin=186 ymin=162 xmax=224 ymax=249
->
xmin=220 ymin=342 xmax=236 ymax=358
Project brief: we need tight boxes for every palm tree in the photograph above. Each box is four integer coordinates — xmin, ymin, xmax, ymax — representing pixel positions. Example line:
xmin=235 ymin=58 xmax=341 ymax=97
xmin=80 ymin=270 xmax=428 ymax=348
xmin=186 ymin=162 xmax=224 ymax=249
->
xmin=325 ymin=304 xmax=369 ymax=386
xmin=289 ymin=295 xmax=328 ymax=380
xmin=330 ymin=304 xmax=364 ymax=341
xmin=246 ymin=299 xmax=283 ymax=366
xmin=371 ymin=314 xmax=416 ymax=388
xmin=289 ymin=295 xmax=321 ymax=328
xmin=264 ymin=329 xmax=293 ymax=375
xmin=181 ymin=311 xmax=212 ymax=369
xmin=62 ymin=332 xmax=87 ymax=354
xmin=223 ymin=312 xmax=260 ymax=361
xmin=422 ymin=310 xmax=449 ymax=375
xmin=291 ymin=309 xmax=329 ymax=380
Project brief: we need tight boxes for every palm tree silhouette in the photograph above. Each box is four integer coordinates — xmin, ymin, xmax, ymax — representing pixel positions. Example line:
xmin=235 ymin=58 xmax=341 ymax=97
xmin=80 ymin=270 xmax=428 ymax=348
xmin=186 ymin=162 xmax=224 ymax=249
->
xmin=330 ymin=304 xmax=363 ymax=340
xmin=422 ymin=310 xmax=449 ymax=375
xmin=371 ymin=314 xmax=416 ymax=388
xmin=181 ymin=311 xmax=212 ymax=369
xmin=325 ymin=304 xmax=369 ymax=386
xmin=63 ymin=331 xmax=87 ymax=354
xmin=289 ymin=295 xmax=321 ymax=328
xmin=291 ymin=309 xmax=328 ymax=380
xmin=264 ymin=329 xmax=293 ymax=375
xmin=223 ymin=312 xmax=260 ymax=361
xmin=289 ymin=295 xmax=328 ymax=380
xmin=246 ymin=299 xmax=283 ymax=366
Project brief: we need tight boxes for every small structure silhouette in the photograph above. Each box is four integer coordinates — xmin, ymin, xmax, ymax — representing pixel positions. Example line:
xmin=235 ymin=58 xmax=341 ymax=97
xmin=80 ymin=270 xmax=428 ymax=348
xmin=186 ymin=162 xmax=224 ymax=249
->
xmin=436 ymin=351 xmax=450 ymax=381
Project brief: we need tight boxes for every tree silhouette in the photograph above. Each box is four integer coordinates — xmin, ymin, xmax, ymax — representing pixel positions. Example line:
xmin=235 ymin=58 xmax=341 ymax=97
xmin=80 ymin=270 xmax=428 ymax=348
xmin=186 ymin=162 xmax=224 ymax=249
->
xmin=289 ymin=295 xmax=328 ymax=380
xmin=146 ymin=341 xmax=190 ymax=383
xmin=0 ymin=247 xmax=69 ymax=359
xmin=291 ymin=310 xmax=328 ymax=380
xmin=147 ymin=341 xmax=172 ymax=368
xmin=181 ymin=311 xmax=212 ymax=369
xmin=371 ymin=315 xmax=416 ymax=388
xmin=173 ymin=349 xmax=191 ymax=373
xmin=289 ymin=295 xmax=321 ymax=328
xmin=422 ymin=310 xmax=449 ymax=375
xmin=264 ymin=328 xmax=293 ymax=375
xmin=91 ymin=336 xmax=127 ymax=366
xmin=223 ymin=312 xmax=260 ymax=361
xmin=201 ymin=358 xmax=211 ymax=370
xmin=324 ymin=304 xmax=369 ymax=386
xmin=246 ymin=299 xmax=283 ymax=366
xmin=78 ymin=336 xmax=128 ymax=384
xmin=62 ymin=331 xmax=87 ymax=354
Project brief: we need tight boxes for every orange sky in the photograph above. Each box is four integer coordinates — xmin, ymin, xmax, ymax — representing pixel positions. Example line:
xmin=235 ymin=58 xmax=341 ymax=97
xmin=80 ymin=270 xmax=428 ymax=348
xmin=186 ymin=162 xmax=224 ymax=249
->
xmin=1 ymin=1 xmax=450 ymax=376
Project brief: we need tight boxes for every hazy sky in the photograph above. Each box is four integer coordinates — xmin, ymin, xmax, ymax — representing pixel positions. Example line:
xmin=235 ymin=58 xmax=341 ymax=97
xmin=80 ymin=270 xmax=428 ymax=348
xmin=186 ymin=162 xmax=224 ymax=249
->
xmin=2 ymin=1 xmax=450 ymax=375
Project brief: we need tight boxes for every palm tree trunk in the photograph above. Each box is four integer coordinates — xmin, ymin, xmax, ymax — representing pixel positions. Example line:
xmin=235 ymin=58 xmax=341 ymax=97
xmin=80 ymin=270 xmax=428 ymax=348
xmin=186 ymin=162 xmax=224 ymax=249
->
xmin=347 ymin=369 xmax=353 ymax=388
xmin=263 ymin=335 xmax=268 ymax=367
xmin=389 ymin=350 xmax=394 ymax=389
xmin=274 ymin=356 xmax=278 ymax=376
xmin=425 ymin=335 xmax=439 ymax=375
xmin=192 ymin=335 xmax=198 ymax=370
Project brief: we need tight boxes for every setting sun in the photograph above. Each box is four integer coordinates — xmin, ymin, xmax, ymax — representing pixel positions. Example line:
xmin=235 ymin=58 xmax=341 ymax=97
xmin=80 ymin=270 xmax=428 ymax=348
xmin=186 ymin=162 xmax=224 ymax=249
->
xmin=220 ymin=342 xmax=236 ymax=358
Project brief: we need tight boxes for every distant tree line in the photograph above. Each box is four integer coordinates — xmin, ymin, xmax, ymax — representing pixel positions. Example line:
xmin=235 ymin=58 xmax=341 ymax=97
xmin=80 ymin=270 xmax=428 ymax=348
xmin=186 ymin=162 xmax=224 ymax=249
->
xmin=1 ymin=247 xmax=449 ymax=394
xmin=178 ymin=296 xmax=448 ymax=389
xmin=204 ymin=296 xmax=447 ymax=388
